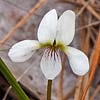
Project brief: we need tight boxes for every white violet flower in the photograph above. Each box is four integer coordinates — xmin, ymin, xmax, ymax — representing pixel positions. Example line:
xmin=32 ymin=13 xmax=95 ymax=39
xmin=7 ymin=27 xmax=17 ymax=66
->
xmin=8 ymin=9 xmax=89 ymax=80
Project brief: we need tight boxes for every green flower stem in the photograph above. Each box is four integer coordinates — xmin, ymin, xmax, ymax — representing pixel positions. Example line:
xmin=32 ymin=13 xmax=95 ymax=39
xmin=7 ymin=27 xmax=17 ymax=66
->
xmin=0 ymin=58 xmax=30 ymax=100
xmin=47 ymin=80 xmax=52 ymax=100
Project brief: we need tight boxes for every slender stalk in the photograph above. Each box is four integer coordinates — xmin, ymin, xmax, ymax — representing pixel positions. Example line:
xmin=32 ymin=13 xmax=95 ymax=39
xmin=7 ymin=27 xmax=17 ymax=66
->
xmin=0 ymin=58 xmax=30 ymax=100
xmin=47 ymin=80 xmax=52 ymax=100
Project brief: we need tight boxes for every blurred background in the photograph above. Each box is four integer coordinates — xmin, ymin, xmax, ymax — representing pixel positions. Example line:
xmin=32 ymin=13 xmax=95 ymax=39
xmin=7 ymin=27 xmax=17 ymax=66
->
xmin=0 ymin=0 xmax=100 ymax=100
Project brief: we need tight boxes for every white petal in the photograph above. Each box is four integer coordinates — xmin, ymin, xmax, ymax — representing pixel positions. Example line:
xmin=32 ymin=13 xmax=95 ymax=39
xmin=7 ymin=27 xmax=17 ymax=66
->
xmin=38 ymin=9 xmax=57 ymax=44
xmin=40 ymin=48 xmax=62 ymax=80
xmin=8 ymin=40 xmax=40 ymax=62
xmin=65 ymin=46 xmax=89 ymax=76
xmin=56 ymin=10 xmax=75 ymax=45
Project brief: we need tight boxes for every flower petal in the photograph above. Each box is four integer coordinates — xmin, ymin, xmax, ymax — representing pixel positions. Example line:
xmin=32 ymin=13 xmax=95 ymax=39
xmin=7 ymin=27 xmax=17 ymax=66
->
xmin=8 ymin=40 xmax=40 ymax=62
xmin=40 ymin=48 xmax=62 ymax=80
xmin=65 ymin=46 xmax=89 ymax=76
xmin=38 ymin=9 xmax=57 ymax=44
xmin=56 ymin=10 xmax=75 ymax=45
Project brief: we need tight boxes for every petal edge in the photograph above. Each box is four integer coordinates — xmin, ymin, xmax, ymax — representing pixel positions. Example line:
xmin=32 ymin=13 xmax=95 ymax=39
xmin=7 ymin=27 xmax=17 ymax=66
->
xmin=40 ymin=48 xmax=62 ymax=80
xmin=8 ymin=40 xmax=40 ymax=62
xmin=65 ymin=46 xmax=89 ymax=76
xmin=38 ymin=9 xmax=57 ymax=44
xmin=56 ymin=10 xmax=75 ymax=45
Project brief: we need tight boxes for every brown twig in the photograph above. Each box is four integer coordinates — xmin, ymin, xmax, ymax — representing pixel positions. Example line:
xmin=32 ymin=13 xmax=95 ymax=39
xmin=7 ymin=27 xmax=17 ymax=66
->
xmin=64 ymin=0 xmax=100 ymax=20
xmin=63 ymin=0 xmax=99 ymax=10
xmin=76 ymin=0 xmax=90 ymax=17
xmin=58 ymin=53 xmax=65 ymax=100
xmin=82 ymin=14 xmax=91 ymax=54
xmin=79 ymin=12 xmax=85 ymax=49
xmin=75 ymin=11 xmax=92 ymax=100
xmin=74 ymin=11 xmax=85 ymax=100
xmin=74 ymin=76 xmax=83 ymax=100
xmin=76 ymin=20 xmax=100 ymax=32
xmin=90 ymin=85 xmax=100 ymax=100
xmin=63 ymin=0 xmax=83 ymax=6
xmin=0 ymin=0 xmax=46 ymax=47
xmin=81 ymin=29 xmax=100 ymax=100
xmin=82 ymin=75 xmax=89 ymax=100
xmin=91 ymin=27 xmax=98 ymax=36
xmin=81 ymin=0 xmax=100 ymax=20
xmin=90 ymin=32 xmax=96 ymax=44
xmin=82 ymin=14 xmax=92 ymax=100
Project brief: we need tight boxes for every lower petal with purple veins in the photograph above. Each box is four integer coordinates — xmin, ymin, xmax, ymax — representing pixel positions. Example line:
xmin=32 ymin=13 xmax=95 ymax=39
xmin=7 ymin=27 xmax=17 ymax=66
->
xmin=40 ymin=48 xmax=62 ymax=80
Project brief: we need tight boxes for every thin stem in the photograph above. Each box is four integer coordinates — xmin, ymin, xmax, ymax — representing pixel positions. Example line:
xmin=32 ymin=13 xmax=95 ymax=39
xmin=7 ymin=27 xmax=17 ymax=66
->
xmin=0 ymin=58 xmax=30 ymax=100
xmin=47 ymin=80 xmax=52 ymax=100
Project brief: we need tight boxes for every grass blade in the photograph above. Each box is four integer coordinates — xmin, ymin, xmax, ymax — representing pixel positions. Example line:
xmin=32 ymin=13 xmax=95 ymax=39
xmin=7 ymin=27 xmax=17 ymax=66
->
xmin=0 ymin=58 xmax=30 ymax=100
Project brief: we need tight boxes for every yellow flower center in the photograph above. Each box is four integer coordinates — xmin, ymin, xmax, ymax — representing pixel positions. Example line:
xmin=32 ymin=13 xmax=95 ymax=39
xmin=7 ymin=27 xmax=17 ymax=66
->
xmin=39 ymin=40 xmax=66 ymax=52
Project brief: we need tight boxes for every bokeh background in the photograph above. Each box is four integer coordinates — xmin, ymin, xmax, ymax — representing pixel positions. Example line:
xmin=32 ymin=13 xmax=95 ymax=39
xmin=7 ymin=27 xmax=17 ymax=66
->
xmin=0 ymin=0 xmax=100 ymax=100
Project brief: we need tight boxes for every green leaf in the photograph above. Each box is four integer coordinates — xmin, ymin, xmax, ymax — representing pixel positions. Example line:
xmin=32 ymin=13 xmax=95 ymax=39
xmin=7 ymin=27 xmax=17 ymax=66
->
xmin=0 ymin=58 xmax=30 ymax=100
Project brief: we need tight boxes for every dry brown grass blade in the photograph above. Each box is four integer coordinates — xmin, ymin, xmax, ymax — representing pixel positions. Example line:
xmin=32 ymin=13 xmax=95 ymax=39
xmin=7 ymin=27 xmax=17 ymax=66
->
xmin=82 ymin=74 xmax=89 ymax=100
xmin=82 ymin=14 xmax=91 ymax=54
xmin=0 ymin=0 xmax=46 ymax=48
xmin=74 ymin=76 xmax=83 ymax=100
xmin=81 ymin=0 xmax=100 ymax=20
xmin=75 ymin=12 xmax=92 ymax=100
xmin=81 ymin=14 xmax=92 ymax=100
xmin=64 ymin=0 xmax=100 ymax=20
xmin=63 ymin=0 xmax=83 ymax=5
xmin=63 ymin=0 xmax=98 ymax=9
xmin=90 ymin=85 xmax=100 ymax=100
xmin=74 ymin=12 xmax=85 ymax=100
xmin=76 ymin=0 xmax=91 ymax=17
xmin=76 ymin=20 xmax=100 ymax=32
xmin=79 ymin=12 xmax=85 ymax=49
xmin=58 ymin=53 xmax=65 ymax=100
xmin=81 ymin=30 xmax=100 ymax=100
